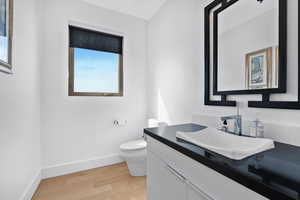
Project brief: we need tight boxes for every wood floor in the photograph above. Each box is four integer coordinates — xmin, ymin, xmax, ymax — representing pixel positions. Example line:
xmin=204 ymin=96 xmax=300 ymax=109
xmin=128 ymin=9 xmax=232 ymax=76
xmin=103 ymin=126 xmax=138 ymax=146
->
xmin=32 ymin=163 xmax=146 ymax=200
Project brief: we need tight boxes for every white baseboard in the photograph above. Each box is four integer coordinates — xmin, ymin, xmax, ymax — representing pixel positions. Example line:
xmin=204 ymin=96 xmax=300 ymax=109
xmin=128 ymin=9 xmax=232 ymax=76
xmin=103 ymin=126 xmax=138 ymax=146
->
xmin=20 ymin=171 xmax=41 ymax=200
xmin=42 ymin=154 xmax=124 ymax=179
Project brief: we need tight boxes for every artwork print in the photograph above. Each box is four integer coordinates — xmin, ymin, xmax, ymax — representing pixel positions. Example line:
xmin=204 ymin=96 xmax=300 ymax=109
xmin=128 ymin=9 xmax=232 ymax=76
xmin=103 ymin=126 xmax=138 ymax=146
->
xmin=251 ymin=55 xmax=265 ymax=85
xmin=246 ymin=48 xmax=272 ymax=89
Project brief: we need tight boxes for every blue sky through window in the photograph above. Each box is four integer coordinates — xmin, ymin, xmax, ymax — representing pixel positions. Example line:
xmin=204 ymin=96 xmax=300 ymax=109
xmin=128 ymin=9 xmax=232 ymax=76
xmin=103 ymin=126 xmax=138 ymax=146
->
xmin=0 ymin=36 xmax=8 ymax=62
xmin=74 ymin=48 xmax=119 ymax=93
xmin=0 ymin=0 xmax=8 ymax=63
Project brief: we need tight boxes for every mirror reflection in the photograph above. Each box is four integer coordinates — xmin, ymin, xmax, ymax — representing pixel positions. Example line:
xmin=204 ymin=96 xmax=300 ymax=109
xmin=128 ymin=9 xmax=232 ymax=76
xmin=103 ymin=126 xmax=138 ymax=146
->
xmin=217 ymin=0 xmax=279 ymax=91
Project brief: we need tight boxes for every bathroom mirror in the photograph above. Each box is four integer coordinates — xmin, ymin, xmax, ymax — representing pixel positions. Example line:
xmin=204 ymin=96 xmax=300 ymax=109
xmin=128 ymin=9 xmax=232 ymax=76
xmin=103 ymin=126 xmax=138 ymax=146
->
xmin=204 ymin=0 xmax=300 ymax=110
xmin=205 ymin=0 xmax=300 ymax=109
xmin=212 ymin=0 xmax=287 ymax=95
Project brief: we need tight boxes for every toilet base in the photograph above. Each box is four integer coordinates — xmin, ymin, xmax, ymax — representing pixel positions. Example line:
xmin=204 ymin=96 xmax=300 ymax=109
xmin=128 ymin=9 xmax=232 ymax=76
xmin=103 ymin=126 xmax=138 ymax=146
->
xmin=127 ymin=162 xmax=147 ymax=176
xmin=120 ymin=148 xmax=147 ymax=177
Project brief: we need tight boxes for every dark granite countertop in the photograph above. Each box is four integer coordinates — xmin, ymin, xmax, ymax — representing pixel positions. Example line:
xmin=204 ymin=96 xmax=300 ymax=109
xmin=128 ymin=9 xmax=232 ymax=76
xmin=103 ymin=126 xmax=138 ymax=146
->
xmin=144 ymin=123 xmax=300 ymax=200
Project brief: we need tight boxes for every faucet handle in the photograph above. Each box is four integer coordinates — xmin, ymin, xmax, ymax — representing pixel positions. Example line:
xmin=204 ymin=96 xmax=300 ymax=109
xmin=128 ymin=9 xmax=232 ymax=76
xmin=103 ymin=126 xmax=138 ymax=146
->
xmin=220 ymin=120 xmax=228 ymax=132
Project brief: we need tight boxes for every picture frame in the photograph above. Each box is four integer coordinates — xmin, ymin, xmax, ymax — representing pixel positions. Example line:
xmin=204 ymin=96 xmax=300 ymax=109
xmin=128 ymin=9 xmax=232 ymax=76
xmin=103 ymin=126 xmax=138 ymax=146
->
xmin=245 ymin=47 xmax=272 ymax=89
xmin=0 ymin=0 xmax=13 ymax=74
xmin=274 ymin=46 xmax=279 ymax=88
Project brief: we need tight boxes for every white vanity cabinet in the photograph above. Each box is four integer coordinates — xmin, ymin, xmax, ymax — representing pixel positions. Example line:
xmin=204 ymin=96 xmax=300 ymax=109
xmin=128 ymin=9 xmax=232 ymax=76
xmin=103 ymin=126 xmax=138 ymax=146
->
xmin=147 ymin=151 xmax=187 ymax=200
xmin=187 ymin=184 xmax=211 ymax=200
xmin=147 ymin=136 xmax=269 ymax=200
xmin=148 ymin=151 xmax=209 ymax=200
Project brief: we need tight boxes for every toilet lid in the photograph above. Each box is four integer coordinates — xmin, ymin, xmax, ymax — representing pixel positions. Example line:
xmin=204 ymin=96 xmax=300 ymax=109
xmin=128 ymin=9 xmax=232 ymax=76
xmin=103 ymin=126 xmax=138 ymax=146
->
xmin=120 ymin=139 xmax=147 ymax=151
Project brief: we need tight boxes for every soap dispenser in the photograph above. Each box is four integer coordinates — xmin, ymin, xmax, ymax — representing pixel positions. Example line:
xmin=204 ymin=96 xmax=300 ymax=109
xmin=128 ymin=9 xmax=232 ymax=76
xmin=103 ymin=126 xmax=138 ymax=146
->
xmin=249 ymin=117 xmax=264 ymax=138
xmin=256 ymin=120 xmax=264 ymax=138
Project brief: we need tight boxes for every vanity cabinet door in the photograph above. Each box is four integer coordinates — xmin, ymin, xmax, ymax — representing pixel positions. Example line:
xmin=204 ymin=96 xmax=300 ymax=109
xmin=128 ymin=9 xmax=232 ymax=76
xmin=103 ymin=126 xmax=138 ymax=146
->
xmin=187 ymin=181 xmax=214 ymax=200
xmin=147 ymin=151 xmax=187 ymax=200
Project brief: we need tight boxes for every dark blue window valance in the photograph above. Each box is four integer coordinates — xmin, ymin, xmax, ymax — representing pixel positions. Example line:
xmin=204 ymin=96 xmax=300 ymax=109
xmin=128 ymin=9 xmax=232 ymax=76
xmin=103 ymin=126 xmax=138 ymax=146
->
xmin=69 ymin=26 xmax=123 ymax=55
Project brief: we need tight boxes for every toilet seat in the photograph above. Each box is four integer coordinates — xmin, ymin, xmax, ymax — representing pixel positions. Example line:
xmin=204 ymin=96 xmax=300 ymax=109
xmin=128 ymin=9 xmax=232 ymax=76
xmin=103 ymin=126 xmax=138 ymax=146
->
xmin=120 ymin=139 xmax=147 ymax=151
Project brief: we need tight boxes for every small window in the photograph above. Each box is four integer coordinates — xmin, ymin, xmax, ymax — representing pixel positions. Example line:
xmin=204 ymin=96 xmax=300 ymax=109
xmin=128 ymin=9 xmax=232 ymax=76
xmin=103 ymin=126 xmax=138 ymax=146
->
xmin=69 ymin=26 xmax=123 ymax=96
xmin=0 ymin=0 xmax=13 ymax=73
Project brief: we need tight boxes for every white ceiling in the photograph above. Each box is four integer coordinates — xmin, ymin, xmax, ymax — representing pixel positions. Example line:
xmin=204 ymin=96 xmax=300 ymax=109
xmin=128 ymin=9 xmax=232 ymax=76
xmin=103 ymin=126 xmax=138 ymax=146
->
xmin=82 ymin=0 xmax=167 ymax=20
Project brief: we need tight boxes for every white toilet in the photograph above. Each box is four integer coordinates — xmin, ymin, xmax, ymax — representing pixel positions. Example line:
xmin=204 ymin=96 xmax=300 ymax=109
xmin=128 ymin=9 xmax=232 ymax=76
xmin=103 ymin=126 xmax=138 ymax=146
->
xmin=120 ymin=119 xmax=167 ymax=176
xmin=120 ymin=138 xmax=147 ymax=176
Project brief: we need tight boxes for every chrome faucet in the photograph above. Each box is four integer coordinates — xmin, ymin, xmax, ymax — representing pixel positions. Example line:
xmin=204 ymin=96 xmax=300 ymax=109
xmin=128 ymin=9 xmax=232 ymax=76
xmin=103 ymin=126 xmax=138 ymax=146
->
xmin=220 ymin=115 xmax=242 ymax=136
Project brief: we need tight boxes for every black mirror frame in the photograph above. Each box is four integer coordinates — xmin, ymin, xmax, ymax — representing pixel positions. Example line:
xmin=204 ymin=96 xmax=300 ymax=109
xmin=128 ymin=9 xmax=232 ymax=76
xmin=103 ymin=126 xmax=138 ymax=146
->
xmin=204 ymin=0 xmax=300 ymax=109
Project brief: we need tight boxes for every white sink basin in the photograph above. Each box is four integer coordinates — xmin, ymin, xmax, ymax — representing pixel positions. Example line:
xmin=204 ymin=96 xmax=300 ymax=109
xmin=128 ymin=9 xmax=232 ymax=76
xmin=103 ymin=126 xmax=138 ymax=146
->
xmin=176 ymin=128 xmax=275 ymax=160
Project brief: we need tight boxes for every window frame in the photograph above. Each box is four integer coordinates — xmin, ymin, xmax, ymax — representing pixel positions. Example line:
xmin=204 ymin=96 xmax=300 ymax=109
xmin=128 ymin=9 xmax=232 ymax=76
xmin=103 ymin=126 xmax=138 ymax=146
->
xmin=68 ymin=32 xmax=124 ymax=97
xmin=0 ymin=0 xmax=13 ymax=74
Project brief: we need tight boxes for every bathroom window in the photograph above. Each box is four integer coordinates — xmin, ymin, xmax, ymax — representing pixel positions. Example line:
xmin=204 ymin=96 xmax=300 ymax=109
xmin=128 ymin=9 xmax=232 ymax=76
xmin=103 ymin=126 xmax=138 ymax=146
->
xmin=69 ymin=26 xmax=123 ymax=96
xmin=0 ymin=0 xmax=13 ymax=74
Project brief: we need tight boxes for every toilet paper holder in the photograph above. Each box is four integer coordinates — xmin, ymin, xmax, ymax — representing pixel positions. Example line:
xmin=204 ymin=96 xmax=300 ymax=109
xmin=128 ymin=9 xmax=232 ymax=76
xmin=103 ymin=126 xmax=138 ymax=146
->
xmin=113 ymin=119 xmax=127 ymax=126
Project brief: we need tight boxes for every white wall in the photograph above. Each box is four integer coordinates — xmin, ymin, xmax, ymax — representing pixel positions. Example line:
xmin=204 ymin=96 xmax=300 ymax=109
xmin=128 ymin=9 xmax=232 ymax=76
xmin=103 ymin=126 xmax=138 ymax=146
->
xmin=148 ymin=0 xmax=300 ymax=144
xmin=147 ymin=0 xmax=200 ymax=125
xmin=40 ymin=0 xmax=148 ymax=174
xmin=0 ymin=0 xmax=41 ymax=199
xmin=218 ymin=0 xmax=278 ymax=34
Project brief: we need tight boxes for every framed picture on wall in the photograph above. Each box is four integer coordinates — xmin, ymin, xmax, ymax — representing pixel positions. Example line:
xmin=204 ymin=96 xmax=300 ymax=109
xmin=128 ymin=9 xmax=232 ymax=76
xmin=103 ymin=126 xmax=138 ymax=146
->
xmin=245 ymin=47 xmax=272 ymax=89
xmin=274 ymin=46 xmax=279 ymax=88
xmin=0 ymin=0 xmax=13 ymax=74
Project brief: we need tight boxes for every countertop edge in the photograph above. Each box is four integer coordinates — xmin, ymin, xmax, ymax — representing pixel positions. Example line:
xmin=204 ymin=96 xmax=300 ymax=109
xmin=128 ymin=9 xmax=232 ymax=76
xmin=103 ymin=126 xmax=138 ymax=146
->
xmin=144 ymin=128 xmax=294 ymax=200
